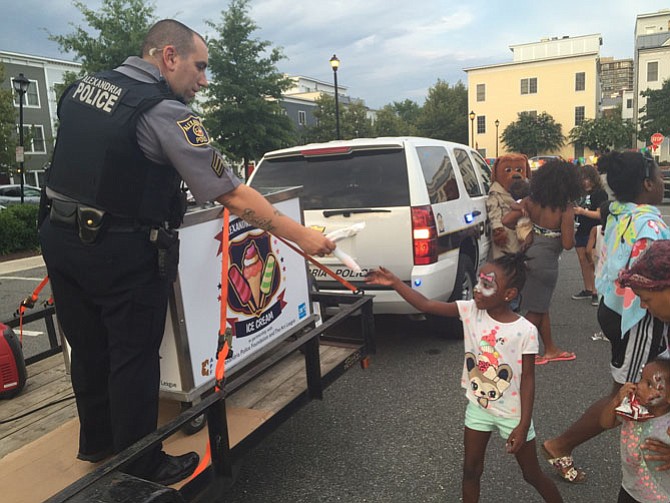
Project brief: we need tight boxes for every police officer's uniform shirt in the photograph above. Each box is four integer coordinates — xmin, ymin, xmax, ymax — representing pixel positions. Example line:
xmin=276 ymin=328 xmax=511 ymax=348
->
xmin=115 ymin=57 xmax=241 ymax=205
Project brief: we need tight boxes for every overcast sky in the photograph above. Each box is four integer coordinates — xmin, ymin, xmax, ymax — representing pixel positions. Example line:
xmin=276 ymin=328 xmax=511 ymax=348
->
xmin=2 ymin=0 xmax=669 ymax=108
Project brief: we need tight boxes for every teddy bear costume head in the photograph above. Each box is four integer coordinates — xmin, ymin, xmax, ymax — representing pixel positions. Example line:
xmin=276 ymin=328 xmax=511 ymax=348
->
xmin=491 ymin=153 xmax=531 ymax=192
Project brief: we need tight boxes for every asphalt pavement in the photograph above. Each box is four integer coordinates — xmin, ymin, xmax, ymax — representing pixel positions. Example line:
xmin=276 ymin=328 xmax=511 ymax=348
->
xmin=3 ymin=206 xmax=670 ymax=501
xmin=216 ymin=248 xmax=619 ymax=503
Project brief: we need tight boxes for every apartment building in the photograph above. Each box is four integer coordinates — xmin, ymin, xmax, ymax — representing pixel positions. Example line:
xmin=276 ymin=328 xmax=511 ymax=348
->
xmin=0 ymin=50 xmax=81 ymax=185
xmin=634 ymin=9 xmax=670 ymax=160
xmin=464 ymin=34 xmax=601 ymax=160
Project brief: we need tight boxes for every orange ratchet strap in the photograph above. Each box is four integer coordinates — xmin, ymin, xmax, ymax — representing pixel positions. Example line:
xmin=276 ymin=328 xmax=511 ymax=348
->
xmin=274 ymin=236 xmax=360 ymax=294
xmin=17 ymin=276 xmax=50 ymax=344
xmin=191 ymin=208 xmax=231 ymax=480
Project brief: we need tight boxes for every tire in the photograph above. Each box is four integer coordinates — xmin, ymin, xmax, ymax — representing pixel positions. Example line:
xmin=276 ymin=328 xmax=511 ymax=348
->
xmin=180 ymin=403 xmax=207 ymax=435
xmin=427 ymin=254 xmax=476 ymax=339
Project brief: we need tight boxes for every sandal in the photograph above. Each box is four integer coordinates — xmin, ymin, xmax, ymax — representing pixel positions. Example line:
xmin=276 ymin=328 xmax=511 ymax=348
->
xmin=541 ymin=444 xmax=587 ymax=483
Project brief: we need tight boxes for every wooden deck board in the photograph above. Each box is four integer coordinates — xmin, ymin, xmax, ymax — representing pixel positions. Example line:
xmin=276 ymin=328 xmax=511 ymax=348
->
xmin=0 ymin=341 xmax=360 ymax=502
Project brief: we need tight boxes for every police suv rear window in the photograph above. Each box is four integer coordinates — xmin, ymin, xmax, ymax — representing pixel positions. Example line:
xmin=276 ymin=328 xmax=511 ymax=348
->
xmin=251 ymin=149 xmax=410 ymax=210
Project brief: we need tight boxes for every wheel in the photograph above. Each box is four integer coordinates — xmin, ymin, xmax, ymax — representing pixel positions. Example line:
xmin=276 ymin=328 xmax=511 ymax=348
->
xmin=427 ymin=254 xmax=476 ymax=339
xmin=179 ymin=402 xmax=207 ymax=435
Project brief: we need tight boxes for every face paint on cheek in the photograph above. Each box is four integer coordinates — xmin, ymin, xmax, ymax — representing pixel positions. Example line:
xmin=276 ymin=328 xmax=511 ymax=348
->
xmin=475 ymin=272 xmax=498 ymax=297
xmin=647 ymin=372 xmax=667 ymax=406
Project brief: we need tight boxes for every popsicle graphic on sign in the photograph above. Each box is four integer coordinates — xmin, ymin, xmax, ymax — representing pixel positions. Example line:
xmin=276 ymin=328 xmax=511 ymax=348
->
xmin=226 ymin=233 xmax=281 ymax=318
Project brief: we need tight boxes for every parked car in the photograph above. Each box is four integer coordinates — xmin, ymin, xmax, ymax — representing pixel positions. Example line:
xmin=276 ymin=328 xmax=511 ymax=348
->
xmin=0 ymin=184 xmax=41 ymax=205
xmin=248 ymin=137 xmax=492 ymax=336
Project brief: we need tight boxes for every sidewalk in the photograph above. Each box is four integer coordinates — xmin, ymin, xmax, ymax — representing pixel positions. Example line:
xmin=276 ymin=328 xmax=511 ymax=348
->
xmin=0 ymin=255 xmax=45 ymax=275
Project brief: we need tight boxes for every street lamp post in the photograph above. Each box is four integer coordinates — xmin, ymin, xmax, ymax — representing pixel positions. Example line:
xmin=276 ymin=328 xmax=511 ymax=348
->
xmin=13 ymin=73 xmax=31 ymax=204
xmin=330 ymin=54 xmax=341 ymax=140
xmin=494 ymin=119 xmax=500 ymax=157
xmin=469 ymin=110 xmax=475 ymax=148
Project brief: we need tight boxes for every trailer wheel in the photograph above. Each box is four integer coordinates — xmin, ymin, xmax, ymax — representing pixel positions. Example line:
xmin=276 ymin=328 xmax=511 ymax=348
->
xmin=180 ymin=403 xmax=207 ymax=435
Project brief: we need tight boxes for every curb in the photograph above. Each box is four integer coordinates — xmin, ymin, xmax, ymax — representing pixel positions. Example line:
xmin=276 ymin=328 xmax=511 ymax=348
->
xmin=0 ymin=255 xmax=45 ymax=275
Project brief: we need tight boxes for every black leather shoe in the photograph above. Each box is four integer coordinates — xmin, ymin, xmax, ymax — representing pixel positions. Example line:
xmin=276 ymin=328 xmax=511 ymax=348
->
xmin=77 ymin=448 xmax=113 ymax=463
xmin=146 ymin=452 xmax=199 ymax=486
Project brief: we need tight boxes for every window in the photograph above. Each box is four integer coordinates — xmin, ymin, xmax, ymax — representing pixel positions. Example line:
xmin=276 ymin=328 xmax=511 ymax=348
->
xmin=472 ymin=152 xmax=491 ymax=193
xmin=574 ymin=143 xmax=584 ymax=159
xmin=250 ymin=148 xmax=410 ymax=210
xmin=626 ymin=99 xmax=633 ymax=109
xmin=574 ymin=106 xmax=585 ymax=126
xmin=575 ymin=72 xmax=585 ymax=91
xmin=21 ymin=125 xmax=46 ymax=153
xmin=12 ymin=78 xmax=39 ymax=107
xmin=454 ymin=149 xmax=483 ymax=197
xmin=476 ymin=116 xmax=486 ymax=134
xmin=417 ymin=146 xmax=459 ymax=202
xmin=520 ymin=77 xmax=537 ymax=95
xmin=476 ymin=83 xmax=485 ymax=102
xmin=647 ymin=61 xmax=659 ymax=82
xmin=298 ymin=110 xmax=306 ymax=126
xmin=525 ymin=110 xmax=538 ymax=119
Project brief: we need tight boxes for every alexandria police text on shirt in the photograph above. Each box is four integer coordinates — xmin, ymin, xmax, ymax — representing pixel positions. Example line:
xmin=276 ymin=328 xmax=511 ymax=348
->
xmin=71 ymin=76 xmax=124 ymax=114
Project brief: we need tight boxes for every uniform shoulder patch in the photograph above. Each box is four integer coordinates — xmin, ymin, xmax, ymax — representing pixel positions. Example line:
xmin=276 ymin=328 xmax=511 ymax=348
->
xmin=177 ymin=115 xmax=210 ymax=147
xmin=211 ymin=151 xmax=227 ymax=178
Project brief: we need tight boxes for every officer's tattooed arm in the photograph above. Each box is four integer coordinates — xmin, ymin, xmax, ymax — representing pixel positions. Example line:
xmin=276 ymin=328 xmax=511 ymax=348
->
xmin=217 ymin=184 xmax=334 ymax=256
xmin=240 ymin=208 xmax=282 ymax=233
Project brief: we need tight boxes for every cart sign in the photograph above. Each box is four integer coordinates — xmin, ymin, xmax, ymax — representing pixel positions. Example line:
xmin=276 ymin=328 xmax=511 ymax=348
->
xmin=651 ymin=132 xmax=664 ymax=148
xmin=159 ymin=192 xmax=312 ymax=399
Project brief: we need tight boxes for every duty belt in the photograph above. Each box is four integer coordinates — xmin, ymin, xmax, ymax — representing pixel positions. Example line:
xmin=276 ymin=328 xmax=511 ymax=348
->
xmin=48 ymin=199 xmax=152 ymax=243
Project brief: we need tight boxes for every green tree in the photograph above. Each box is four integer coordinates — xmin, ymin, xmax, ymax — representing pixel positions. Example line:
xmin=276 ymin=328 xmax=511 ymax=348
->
xmin=0 ymin=64 xmax=18 ymax=177
xmin=569 ymin=116 xmax=635 ymax=152
xmin=416 ymin=80 xmax=468 ymax=143
xmin=204 ymin=0 xmax=296 ymax=176
xmin=374 ymin=100 xmax=419 ymax=137
xmin=302 ymin=94 xmax=374 ymax=143
xmin=49 ymin=0 xmax=156 ymax=75
xmin=638 ymin=78 xmax=670 ymax=142
xmin=501 ymin=112 xmax=564 ymax=157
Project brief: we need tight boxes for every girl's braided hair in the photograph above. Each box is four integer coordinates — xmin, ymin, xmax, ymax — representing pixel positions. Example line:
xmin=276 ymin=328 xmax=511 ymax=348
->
xmin=492 ymin=252 xmax=529 ymax=291
xmin=618 ymin=240 xmax=670 ymax=291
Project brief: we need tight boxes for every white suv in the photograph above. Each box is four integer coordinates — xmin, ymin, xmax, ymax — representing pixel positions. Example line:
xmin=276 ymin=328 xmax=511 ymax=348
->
xmin=248 ymin=137 xmax=492 ymax=335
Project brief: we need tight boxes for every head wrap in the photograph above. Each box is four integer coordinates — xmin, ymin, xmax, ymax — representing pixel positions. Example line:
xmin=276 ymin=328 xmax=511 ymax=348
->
xmin=618 ymin=240 xmax=670 ymax=291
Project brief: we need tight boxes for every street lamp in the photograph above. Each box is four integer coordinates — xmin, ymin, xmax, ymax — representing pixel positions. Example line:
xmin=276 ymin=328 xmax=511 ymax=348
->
xmin=330 ymin=54 xmax=341 ymax=140
xmin=13 ymin=73 xmax=31 ymax=204
xmin=469 ymin=110 xmax=475 ymax=148
xmin=494 ymin=119 xmax=500 ymax=157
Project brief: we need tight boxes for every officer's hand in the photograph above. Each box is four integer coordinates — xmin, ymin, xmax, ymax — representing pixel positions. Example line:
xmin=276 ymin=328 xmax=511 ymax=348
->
xmin=296 ymin=228 xmax=335 ymax=257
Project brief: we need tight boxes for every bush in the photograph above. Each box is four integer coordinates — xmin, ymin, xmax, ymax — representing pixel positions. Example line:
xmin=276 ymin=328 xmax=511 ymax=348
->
xmin=0 ymin=204 xmax=40 ymax=255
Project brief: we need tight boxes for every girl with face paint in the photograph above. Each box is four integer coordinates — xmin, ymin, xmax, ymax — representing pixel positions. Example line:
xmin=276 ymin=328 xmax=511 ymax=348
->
xmin=366 ymin=253 xmax=563 ymax=503
xmin=600 ymin=359 xmax=670 ymax=503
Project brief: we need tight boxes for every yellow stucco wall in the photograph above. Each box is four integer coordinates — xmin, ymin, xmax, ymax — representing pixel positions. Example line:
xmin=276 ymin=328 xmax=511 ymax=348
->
xmin=466 ymin=53 xmax=599 ymax=161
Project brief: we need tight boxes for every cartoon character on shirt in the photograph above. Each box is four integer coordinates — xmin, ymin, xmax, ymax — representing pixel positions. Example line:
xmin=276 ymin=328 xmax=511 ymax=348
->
xmin=466 ymin=329 xmax=513 ymax=408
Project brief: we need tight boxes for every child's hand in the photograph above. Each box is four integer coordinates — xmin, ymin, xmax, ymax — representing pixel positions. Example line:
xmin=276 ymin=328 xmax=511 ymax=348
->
xmin=505 ymin=426 xmax=527 ymax=454
xmin=365 ymin=266 xmax=399 ymax=287
xmin=617 ymin=383 xmax=637 ymax=403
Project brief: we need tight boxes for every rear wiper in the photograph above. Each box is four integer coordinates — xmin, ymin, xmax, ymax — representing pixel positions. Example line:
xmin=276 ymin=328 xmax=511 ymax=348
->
xmin=323 ymin=209 xmax=392 ymax=218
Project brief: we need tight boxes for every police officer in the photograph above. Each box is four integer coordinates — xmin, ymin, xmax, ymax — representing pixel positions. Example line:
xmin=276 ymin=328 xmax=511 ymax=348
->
xmin=40 ymin=19 xmax=334 ymax=486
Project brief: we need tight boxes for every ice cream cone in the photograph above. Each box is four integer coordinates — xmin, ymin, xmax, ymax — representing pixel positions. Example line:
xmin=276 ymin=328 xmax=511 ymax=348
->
xmin=243 ymin=242 xmax=263 ymax=307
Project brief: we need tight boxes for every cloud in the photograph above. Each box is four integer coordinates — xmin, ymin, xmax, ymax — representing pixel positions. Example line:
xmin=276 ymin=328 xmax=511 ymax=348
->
xmin=4 ymin=0 xmax=670 ymax=108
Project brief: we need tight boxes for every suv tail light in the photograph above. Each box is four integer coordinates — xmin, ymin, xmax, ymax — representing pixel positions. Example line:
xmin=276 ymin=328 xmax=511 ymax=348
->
xmin=411 ymin=205 xmax=438 ymax=265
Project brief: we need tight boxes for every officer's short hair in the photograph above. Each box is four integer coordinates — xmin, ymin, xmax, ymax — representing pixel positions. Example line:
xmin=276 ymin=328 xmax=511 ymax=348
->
xmin=142 ymin=19 xmax=205 ymax=57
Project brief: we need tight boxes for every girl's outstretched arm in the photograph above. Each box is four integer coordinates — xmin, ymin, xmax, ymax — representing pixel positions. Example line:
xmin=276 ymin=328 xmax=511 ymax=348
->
xmin=365 ymin=267 xmax=459 ymax=318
